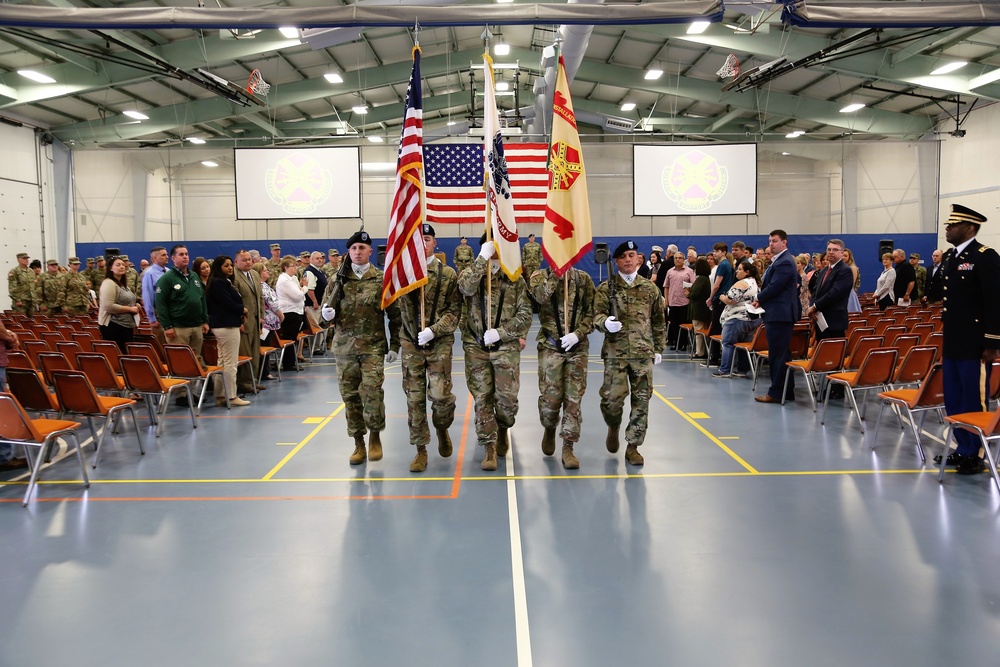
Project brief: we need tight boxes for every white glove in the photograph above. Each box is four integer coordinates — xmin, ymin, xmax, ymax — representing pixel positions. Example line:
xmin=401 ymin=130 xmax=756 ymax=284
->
xmin=384 ymin=350 xmax=399 ymax=364
xmin=654 ymin=353 xmax=662 ymax=365
xmin=417 ymin=327 xmax=435 ymax=346
xmin=479 ymin=241 xmax=496 ymax=260
xmin=560 ymin=332 xmax=580 ymax=351
xmin=321 ymin=306 xmax=336 ymax=322
xmin=483 ymin=328 xmax=501 ymax=345
xmin=605 ymin=316 xmax=622 ymax=333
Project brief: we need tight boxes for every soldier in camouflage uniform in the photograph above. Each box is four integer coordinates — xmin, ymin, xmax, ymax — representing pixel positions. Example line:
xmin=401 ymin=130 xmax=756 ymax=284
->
xmin=458 ymin=235 xmax=532 ymax=471
xmin=324 ymin=248 xmax=341 ymax=278
xmin=37 ymin=259 xmax=66 ymax=313
xmin=264 ymin=244 xmax=283 ymax=288
xmin=910 ymin=252 xmax=927 ymax=301
xmin=530 ymin=266 xmax=595 ymax=469
xmin=593 ymin=240 xmax=667 ymax=466
xmin=320 ymin=230 xmax=401 ymax=465
xmin=453 ymin=236 xmax=474 ymax=275
xmin=123 ymin=255 xmax=142 ymax=302
xmin=521 ymin=233 xmax=542 ymax=277
xmin=396 ymin=225 xmax=461 ymax=473
xmin=63 ymin=257 xmax=91 ymax=315
xmin=8 ymin=252 xmax=37 ymax=314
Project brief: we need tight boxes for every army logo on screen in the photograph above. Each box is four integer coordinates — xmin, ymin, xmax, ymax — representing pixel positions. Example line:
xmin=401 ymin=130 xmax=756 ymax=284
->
xmin=662 ymin=148 xmax=729 ymax=212
xmin=265 ymin=153 xmax=334 ymax=215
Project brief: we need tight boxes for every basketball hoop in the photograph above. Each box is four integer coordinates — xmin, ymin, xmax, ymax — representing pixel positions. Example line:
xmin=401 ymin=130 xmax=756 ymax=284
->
xmin=716 ymin=53 xmax=740 ymax=79
xmin=247 ymin=69 xmax=270 ymax=96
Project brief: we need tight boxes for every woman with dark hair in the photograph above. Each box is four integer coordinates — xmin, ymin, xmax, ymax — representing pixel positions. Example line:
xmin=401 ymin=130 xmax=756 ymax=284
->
xmin=686 ymin=257 xmax=712 ymax=359
xmin=192 ymin=257 xmax=211 ymax=285
xmin=206 ymin=255 xmax=250 ymax=407
xmin=98 ymin=256 xmax=141 ymax=351
xmin=714 ymin=260 xmax=761 ymax=378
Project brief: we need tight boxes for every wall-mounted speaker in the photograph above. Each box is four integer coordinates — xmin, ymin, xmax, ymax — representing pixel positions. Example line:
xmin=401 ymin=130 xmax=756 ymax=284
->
xmin=877 ymin=239 xmax=894 ymax=262
xmin=377 ymin=244 xmax=387 ymax=267
xmin=594 ymin=242 xmax=609 ymax=265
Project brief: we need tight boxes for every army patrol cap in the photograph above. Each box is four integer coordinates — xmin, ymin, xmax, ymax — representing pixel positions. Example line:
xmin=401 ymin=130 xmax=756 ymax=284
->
xmin=946 ymin=203 xmax=987 ymax=226
xmin=121 ymin=255 xmax=129 ymax=261
xmin=46 ymin=259 xmax=59 ymax=266
xmin=613 ymin=240 xmax=639 ymax=258
xmin=270 ymin=243 xmax=281 ymax=250
xmin=347 ymin=230 xmax=372 ymax=247
xmin=16 ymin=252 xmax=29 ymax=259
xmin=298 ymin=251 xmax=310 ymax=258
xmin=86 ymin=257 xmax=94 ymax=263
xmin=422 ymin=223 xmax=436 ymax=238
xmin=69 ymin=257 xmax=81 ymax=264
xmin=328 ymin=249 xmax=339 ymax=256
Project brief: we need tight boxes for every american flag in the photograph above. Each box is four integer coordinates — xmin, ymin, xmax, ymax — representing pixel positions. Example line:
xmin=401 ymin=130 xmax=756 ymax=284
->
xmin=424 ymin=143 xmax=548 ymax=225
xmin=381 ymin=46 xmax=427 ymax=309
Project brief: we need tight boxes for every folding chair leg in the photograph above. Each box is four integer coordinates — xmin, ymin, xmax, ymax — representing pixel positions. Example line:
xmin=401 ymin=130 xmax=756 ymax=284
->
xmin=820 ymin=382 xmax=833 ymax=425
xmin=71 ymin=433 xmax=90 ymax=489
xmin=871 ymin=401 xmax=886 ymax=450
xmin=186 ymin=386 xmax=198 ymax=429
xmin=128 ymin=405 xmax=145 ymax=455
xmin=906 ymin=408 xmax=926 ymax=463
xmin=781 ymin=367 xmax=793 ymax=405
xmin=22 ymin=441 xmax=49 ymax=506
xmin=938 ymin=427 xmax=955 ymax=482
xmin=982 ymin=436 xmax=1000 ymax=493
xmin=92 ymin=415 xmax=111 ymax=468
xmin=197 ymin=378 xmax=210 ymax=416
xmin=846 ymin=388 xmax=865 ymax=433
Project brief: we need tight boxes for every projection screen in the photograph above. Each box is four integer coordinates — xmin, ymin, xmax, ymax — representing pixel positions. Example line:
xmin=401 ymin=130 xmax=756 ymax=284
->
xmin=633 ymin=144 xmax=757 ymax=216
xmin=235 ymin=147 xmax=361 ymax=219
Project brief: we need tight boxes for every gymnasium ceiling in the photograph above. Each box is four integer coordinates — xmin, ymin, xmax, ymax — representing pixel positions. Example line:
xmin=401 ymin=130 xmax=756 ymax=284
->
xmin=0 ymin=0 xmax=999 ymax=149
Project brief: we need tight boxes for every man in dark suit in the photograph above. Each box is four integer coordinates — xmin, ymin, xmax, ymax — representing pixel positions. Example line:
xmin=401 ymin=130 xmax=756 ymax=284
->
xmin=922 ymin=248 xmax=944 ymax=304
xmin=934 ymin=204 xmax=1000 ymax=475
xmin=807 ymin=239 xmax=853 ymax=340
xmin=234 ymin=249 xmax=266 ymax=395
xmin=892 ymin=248 xmax=916 ymax=305
xmin=753 ymin=229 xmax=801 ymax=404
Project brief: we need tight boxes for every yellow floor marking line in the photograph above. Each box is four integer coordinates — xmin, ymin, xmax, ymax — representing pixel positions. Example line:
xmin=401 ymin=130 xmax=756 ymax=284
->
xmin=262 ymin=404 xmax=345 ymax=480
xmin=719 ymin=436 xmax=740 ymax=440
xmin=302 ymin=417 xmax=324 ymax=424
xmin=687 ymin=412 xmax=710 ymax=419
xmin=276 ymin=442 xmax=299 ymax=446
xmin=653 ymin=390 xmax=758 ymax=474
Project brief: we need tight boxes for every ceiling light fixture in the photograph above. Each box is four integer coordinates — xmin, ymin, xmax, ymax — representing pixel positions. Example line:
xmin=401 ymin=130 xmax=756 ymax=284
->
xmin=123 ymin=110 xmax=149 ymax=120
xmin=970 ymin=68 xmax=1000 ymax=89
xmin=620 ymin=102 xmax=636 ymax=112
xmin=687 ymin=21 xmax=711 ymax=35
xmin=496 ymin=0 xmax=514 ymax=4
xmin=496 ymin=81 xmax=510 ymax=91
xmin=930 ymin=61 xmax=967 ymax=76
xmin=644 ymin=68 xmax=663 ymax=81
xmin=279 ymin=27 xmax=299 ymax=39
xmin=447 ymin=121 xmax=457 ymax=126
xmin=785 ymin=130 xmax=804 ymax=138
xmin=201 ymin=160 xmax=219 ymax=167
xmin=494 ymin=42 xmax=510 ymax=56
xmin=324 ymin=72 xmax=344 ymax=84
xmin=367 ymin=136 xmax=384 ymax=143
xmin=352 ymin=105 xmax=369 ymax=115
xmin=187 ymin=137 xmax=206 ymax=144
xmin=839 ymin=103 xmax=865 ymax=113
xmin=18 ymin=70 xmax=56 ymax=84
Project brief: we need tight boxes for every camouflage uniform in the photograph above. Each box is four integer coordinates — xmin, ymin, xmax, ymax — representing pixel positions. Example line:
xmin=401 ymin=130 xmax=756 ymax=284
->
xmin=458 ymin=257 xmax=532 ymax=451
xmin=327 ymin=264 xmax=401 ymax=439
xmin=454 ymin=243 xmax=474 ymax=275
xmin=8 ymin=259 xmax=37 ymax=314
xmin=89 ymin=260 xmax=106 ymax=305
xmin=521 ymin=240 xmax=542 ymax=278
xmin=125 ymin=266 xmax=141 ymax=302
xmin=36 ymin=265 xmax=66 ymax=313
xmin=63 ymin=265 xmax=91 ymax=315
xmin=397 ymin=258 xmax=461 ymax=448
xmin=914 ymin=264 xmax=927 ymax=301
xmin=593 ymin=272 xmax=667 ymax=450
xmin=531 ymin=268 xmax=595 ymax=445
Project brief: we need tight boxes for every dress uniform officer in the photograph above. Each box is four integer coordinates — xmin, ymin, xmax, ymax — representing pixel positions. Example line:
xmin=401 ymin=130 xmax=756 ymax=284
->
xmin=396 ymin=224 xmax=461 ymax=473
xmin=37 ymin=259 xmax=66 ymax=313
xmin=453 ymin=236 xmax=474 ymax=275
xmin=458 ymin=234 xmax=532 ymax=471
xmin=593 ymin=240 xmax=667 ymax=466
xmin=63 ymin=258 xmax=91 ymax=315
xmin=8 ymin=252 xmax=36 ymax=314
xmin=321 ymin=230 xmax=402 ymax=465
xmin=530 ymin=265 xmax=595 ymax=469
xmin=934 ymin=204 xmax=1000 ymax=475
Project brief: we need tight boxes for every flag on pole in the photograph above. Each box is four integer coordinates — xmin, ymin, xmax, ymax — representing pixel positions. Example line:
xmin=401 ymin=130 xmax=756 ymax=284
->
xmin=482 ymin=52 xmax=522 ymax=281
xmin=543 ymin=53 xmax=593 ymax=277
xmin=381 ymin=46 xmax=427 ymax=309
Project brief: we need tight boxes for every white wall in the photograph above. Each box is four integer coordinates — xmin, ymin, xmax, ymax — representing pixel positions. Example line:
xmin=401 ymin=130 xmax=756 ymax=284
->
xmin=939 ymin=101 xmax=1000 ymax=249
xmin=0 ymin=124 xmax=45 ymax=311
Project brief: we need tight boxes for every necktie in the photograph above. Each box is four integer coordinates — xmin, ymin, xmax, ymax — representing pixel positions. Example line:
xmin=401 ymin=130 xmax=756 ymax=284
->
xmin=819 ymin=266 xmax=831 ymax=290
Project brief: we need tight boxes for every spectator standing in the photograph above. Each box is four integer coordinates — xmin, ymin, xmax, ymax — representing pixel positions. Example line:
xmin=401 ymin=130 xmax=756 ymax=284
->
xmin=142 ymin=246 xmax=169 ymax=344
xmin=706 ymin=243 xmax=734 ymax=365
xmin=753 ymin=230 xmax=801 ymax=403
xmin=910 ymin=252 xmax=926 ymax=301
xmin=206 ymin=255 xmax=250 ymax=407
xmin=892 ymin=248 xmax=916 ymax=305
xmin=63 ymin=258 xmax=90 ymax=315
xmin=923 ymin=249 xmax=944 ymax=304
xmin=687 ymin=258 xmax=712 ymax=359
xmin=99 ymin=256 xmax=141 ymax=351
xmin=275 ymin=257 xmax=307 ymax=372
xmin=664 ymin=252 xmax=695 ymax=350
xmin=154 ymin=244 xmax=209 ymax=363
xmin=713 ymin=260 xmax=761 ymax=378
xmin=874 ymin=253 xmax=896 ymax=310
xmin=233 ymin=250 xmax=265 ymax=395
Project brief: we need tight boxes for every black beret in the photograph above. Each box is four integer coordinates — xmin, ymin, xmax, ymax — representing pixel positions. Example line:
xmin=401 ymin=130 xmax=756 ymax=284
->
xmin=613 ymin=240 xmax=638 ymax=258
xmin=347 ymin=230 xmax=372 ymax=247
xmin=479 ymin=232 xmax=489 ymax=246
xmin=422 ymin=223 xmax=435 ymax=237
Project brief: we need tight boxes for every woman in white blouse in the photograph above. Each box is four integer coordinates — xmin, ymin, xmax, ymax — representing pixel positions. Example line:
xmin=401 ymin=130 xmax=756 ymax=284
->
xmin=714 ymin=260 xmax=761 ymax=378
xmin=875 ymin=252 xmax=896 ymax=310
xmin=275 ymin=256 xmax=307 ymax=371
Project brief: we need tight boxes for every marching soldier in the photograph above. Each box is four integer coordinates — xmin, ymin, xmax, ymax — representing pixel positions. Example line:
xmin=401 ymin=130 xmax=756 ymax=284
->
xmin=593 ymin=240 xmax=667 ymax=466
xmin=453 ymin=236 xmax=473 ymax=274
xmin=320 ymin=230 xmax=401 ymax=465
xmin=521 ymin=233 xmax=542 ymax=278
xmin=265 ymin=244 xmax=283 ymax=287
xmin=63 ymin=257 xmax=91 ymax=315
xmin=396 ymin=224 xmax=461 ymax=473
xmin=458 ymin=234 xmax=532 ymax=471
xmin=8 ymin=252 xmax=37 ymax=315
xmin=530 ymin=265 xmax=595 ymax=469
xmin=37 ymin=259 xmax=66 ymax=313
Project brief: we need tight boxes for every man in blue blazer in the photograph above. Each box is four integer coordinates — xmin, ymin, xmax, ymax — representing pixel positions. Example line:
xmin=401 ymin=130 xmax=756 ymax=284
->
xmin=753 ymin=229 xmax=801 ymax=403
xmin=806 ymin=239 xmax=853 ymax=340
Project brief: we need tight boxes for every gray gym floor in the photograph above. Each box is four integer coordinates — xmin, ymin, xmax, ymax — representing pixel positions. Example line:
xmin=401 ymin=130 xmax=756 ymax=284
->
xmin=1 ymin=321 xmax=999 ymax=667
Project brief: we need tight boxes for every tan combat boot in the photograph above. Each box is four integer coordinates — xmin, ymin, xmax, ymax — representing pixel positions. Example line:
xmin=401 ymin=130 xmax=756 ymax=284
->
xmin=368 ymin=431 xmax=383 ymax=461
xmin=497 ymin=427 xmax=510 ymax=457
xmin=541 ymin=427 xmax=556 ymax=456
xmin=349 ymin=435 xmax=366 ymax=465
xmin=410 ymin=445 xmax=428 ymax=473
xmin=625 ymin=445 xmax=644 ymax=466
xmin=606 ymin=424 xmax=621 ymax=453
xmin=561 ymin=443 xmax=579 ymax=470
xmin=481 ymin=443 xmax=498 ymax=471
xmin=437 ymin=428 xmax=453 ymax=458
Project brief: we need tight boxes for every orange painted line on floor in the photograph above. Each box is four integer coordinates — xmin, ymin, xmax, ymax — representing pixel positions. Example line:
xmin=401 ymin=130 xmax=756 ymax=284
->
xmin=449 ymin=394 xmax=474 ymax=499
